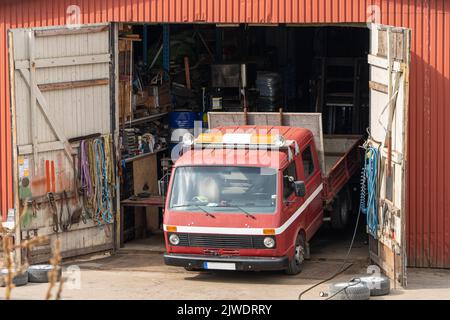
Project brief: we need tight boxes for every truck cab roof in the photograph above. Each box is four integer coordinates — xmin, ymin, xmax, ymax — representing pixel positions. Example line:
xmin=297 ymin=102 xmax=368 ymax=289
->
xmin=174 ymin=126 xmax=314 ymax=170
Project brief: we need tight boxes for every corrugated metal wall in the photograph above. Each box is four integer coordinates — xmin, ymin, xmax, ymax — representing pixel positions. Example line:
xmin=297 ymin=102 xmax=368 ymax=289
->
xmin=0 ymin=0 xmax=449 ymax=268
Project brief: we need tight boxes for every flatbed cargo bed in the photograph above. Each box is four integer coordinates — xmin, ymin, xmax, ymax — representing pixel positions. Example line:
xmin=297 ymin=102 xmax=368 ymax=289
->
xmin=323 ymin=135 xmax=363 ymax=203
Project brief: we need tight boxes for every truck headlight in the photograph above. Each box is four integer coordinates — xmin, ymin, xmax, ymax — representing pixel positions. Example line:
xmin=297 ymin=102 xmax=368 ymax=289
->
xmin=169 ymin=234 xmax=180 ymax=245
xmin=263 ymin=237 xmax=275 ymax=248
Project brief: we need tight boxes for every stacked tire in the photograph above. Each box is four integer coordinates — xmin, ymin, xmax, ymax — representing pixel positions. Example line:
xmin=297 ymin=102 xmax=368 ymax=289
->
xmin=328 ymin=275 xmax=390 ymax=300
xmin=357 ymin=275 xmax=391 ymax=296
xmin=0 ymin=265 xmax=62 ymax=288
xmin=328 ymin=280 xmax=370 ymax=300
xmin=28 ymin=265 xmax=62 ymax=283
xmin=0 ymin=269 xmax=29 ymax=287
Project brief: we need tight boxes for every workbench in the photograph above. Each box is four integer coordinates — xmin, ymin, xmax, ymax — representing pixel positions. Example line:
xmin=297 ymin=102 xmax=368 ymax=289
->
xmin=120 ymin=196 xmax=165 ymax=247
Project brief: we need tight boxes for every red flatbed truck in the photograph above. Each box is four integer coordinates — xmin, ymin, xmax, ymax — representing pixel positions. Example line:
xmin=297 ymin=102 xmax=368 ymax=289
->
xmin=163 ymin=112 xmax=362 ymax=274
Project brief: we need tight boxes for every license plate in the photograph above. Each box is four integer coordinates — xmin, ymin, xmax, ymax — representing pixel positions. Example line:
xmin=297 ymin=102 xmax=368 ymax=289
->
xmin=203 ymin=262 xmax=236 ymax=270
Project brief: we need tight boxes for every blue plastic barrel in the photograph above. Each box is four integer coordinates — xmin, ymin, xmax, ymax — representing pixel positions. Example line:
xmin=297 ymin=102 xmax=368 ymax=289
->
xmin=169 ymin=111 xmax=201 ymax=144
xmin=169 ymin=111 xmax=197 ymax=129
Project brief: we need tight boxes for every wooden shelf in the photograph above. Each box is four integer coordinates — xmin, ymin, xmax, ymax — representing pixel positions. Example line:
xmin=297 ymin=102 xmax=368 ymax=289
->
xmin=123 ymin=147 xmax=168 ymax=164
xmin=123 ymin=112 xmax=168 ymax=127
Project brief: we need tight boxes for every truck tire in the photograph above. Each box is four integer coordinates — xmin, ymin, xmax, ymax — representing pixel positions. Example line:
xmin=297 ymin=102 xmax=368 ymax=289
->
xmin=28 ymin=265 xmax=62 ymax=283
xmin=331 ymin=188 xmax=351 ymax=230
xmin=0 ymin=269 xmax=29 ymax=287
xmin=357 ymin=275 xmax=390 ymax=296
xmin=328 ymin=281 xmax=370 ymax=300
xmin=285 ymin=233 xmax=305 ymax=275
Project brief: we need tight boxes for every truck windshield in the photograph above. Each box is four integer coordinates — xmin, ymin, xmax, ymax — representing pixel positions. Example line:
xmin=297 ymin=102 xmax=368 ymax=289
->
xmin=169 ymin=166 xmax=278 ymax=214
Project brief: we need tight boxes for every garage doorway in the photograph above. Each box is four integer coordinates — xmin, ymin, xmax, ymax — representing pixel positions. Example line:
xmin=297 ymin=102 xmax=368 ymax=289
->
xmin=117 ymin=23 xmax=370 ymax=255
xmin=117 ymin=22 xmax=410 ymax=286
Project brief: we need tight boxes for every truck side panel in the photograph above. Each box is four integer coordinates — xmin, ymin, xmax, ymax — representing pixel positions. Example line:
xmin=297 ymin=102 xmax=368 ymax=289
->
xmin=323 ymin=135 xmax=363 ymax=203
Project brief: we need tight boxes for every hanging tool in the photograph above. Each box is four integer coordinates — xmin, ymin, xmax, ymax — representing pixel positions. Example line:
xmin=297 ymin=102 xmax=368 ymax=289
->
xmin=59 ymin=190 xmax=72 ymax=232
xmin=31 ymin=200 xmax=40 ymax=218
xmin=79 ymin=187 xmax=92 ymax=223
xmin=71 ymin=207 xmax=83 ymax=225
xmin=47 ymin=192 xmax=59 ymax=233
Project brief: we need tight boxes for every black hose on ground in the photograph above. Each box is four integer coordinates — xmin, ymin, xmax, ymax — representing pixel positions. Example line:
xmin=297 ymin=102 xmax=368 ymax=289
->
xmin=298 ymin=180 xmax=364 ymax=300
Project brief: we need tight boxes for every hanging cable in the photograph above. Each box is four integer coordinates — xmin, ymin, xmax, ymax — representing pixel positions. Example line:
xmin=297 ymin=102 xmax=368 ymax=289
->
xmin=298 ymin=167 xmax=365 ymax=300
xmin=80 ymin=140 xmax=92 ymax=197
xmin=298 ymin=136 xmax=384 ymax=299
xmin=92 ymin=137 xmax=113 ymax=226
xmin=80 ymin=135 xmax=114 ymax=226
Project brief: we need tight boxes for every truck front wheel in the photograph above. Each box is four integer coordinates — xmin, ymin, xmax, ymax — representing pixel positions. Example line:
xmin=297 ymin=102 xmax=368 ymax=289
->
xmin=285 ymin=233 xmax=305 ymax=275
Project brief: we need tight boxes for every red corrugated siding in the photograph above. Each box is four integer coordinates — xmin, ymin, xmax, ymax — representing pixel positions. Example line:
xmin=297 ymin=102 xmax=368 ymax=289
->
xmin=0 ymin=0 xmax=449 ymax=268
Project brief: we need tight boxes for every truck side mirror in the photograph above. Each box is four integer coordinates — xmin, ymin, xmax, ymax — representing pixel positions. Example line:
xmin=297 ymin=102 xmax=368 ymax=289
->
xmin=293 ymin=181 xmax=306 ymax=198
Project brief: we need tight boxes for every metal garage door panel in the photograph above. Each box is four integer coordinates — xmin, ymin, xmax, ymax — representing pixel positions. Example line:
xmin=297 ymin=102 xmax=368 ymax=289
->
xmin=9 ymin=24 xmax=115 ymax=262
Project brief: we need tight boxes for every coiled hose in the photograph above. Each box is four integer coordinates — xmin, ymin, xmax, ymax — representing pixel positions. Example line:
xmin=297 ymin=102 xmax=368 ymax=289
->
xmin=361 ymin=145 xmax=380 ymax=239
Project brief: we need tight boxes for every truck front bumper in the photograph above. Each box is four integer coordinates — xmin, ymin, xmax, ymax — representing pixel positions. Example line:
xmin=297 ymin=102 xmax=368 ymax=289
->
xmin=164 ymin=253 xmax=289 ymax=271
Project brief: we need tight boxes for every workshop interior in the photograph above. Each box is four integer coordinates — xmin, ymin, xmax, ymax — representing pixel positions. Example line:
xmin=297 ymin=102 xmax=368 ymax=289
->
xmin=115 ymin=23 xmax=370 ymax=250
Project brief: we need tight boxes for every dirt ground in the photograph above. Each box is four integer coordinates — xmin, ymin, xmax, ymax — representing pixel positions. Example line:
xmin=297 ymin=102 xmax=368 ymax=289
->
xmin=1 ymin=229 xmax=450 ymax=300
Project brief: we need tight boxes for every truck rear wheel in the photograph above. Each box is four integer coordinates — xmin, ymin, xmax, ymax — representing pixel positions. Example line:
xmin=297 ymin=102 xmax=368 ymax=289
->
xmin=285 ymin=233 xmax=305 ymax=275
xmin=331 ymin=188 xmax=351 ymax=230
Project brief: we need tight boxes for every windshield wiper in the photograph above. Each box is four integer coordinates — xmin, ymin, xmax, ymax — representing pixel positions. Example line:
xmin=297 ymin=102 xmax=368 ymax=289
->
xmin=171 ymin=204 xmax=216 ymax=218
xmin=223 ymin=205 xmax=256 ymax=220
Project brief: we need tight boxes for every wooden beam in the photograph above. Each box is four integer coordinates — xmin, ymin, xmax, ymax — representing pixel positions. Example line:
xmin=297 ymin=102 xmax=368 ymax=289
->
xmin=34 ymin=25 xmax=109 ymax=37
xmin=114 ymin=23 xmax=122 ymax=252
xmin=368 ymin=54 xmax=402 ymax=71
xmin=369 ymin=80 xmax=389 ymax=94
xmin=368 ymin=54 xmax=388 ymax=69
xmin=8 ymin=30 xmax=22 ymax=265
xmin=29 ymin=31 xmax=39 ymax=173
xmin=15 ymin=53 xmax=111 ymax=69
xmin=18 ymin=68 xmax=76 ymax=165
xmin=18 ymin=141 xmax=65 ymax=155
xmin=38 ymin=78 xmax=109 ymax=92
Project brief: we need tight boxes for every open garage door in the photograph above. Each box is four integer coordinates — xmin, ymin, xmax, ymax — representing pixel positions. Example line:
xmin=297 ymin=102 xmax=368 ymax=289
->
xmin=8 ymin=23 xmax=118 ymax=263
xmin=368 ymin=24 xmax=410 ymax=286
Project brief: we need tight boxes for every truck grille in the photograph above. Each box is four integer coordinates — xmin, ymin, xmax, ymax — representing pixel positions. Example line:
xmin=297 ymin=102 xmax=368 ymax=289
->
xmin=173 ymin=233 xmax=272 ymax=249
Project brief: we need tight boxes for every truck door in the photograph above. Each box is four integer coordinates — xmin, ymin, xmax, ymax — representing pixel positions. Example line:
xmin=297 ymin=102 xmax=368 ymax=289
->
xmin=8 ymin=23 xmax=119 ymax=263
xmin=282 ymin=160 xmax=301 ymax=220
xmin=368 ymin=24 xmax=411 ymax=286
xmin=299 ymin=142 xmax=323 ymax=238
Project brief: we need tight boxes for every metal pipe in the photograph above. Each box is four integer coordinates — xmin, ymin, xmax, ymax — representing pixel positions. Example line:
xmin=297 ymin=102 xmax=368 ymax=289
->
xmin=143 ymin=24 xmax=148 ymax=65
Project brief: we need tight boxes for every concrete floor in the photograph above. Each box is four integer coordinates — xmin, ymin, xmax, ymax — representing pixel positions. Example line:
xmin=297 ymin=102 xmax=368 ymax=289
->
xmin=2 ymin=228 xmax=450 ymax=300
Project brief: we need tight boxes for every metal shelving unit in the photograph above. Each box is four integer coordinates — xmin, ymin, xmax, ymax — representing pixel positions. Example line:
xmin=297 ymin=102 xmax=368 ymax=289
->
xmin=123 ymin=147 xmax=168 ymax=164
xmin=123 ymin=112 xmax=168 ymax=128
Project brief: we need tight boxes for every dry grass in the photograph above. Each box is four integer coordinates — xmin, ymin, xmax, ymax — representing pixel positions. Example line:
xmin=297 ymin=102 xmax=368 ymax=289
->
xmin=46 ymin=240 xmax=64 ymax=300
xmin=1 ymin=221 xmax=63 ymax=300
